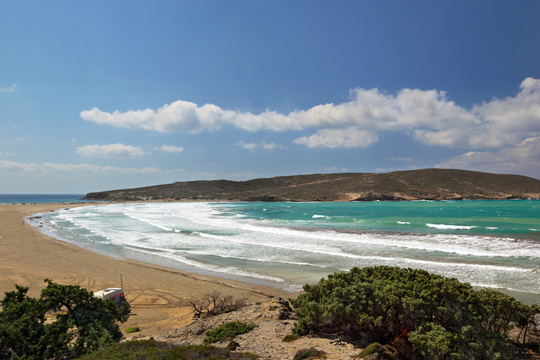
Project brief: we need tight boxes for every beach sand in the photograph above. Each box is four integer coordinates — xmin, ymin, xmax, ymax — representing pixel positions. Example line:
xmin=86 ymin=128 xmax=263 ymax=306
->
xmin=0 ymin=203 xmax=290 ymax=339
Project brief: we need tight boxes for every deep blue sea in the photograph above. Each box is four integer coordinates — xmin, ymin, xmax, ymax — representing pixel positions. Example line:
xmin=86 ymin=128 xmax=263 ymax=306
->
xmin=27 ymin=200 xmax=540 ymax=303
xmin=0 ymin=194 xmax=88 ymax=204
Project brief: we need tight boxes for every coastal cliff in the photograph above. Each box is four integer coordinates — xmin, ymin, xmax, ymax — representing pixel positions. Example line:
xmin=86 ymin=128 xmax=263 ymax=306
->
xmin=83 ymin=168 xmax=540 ymax=202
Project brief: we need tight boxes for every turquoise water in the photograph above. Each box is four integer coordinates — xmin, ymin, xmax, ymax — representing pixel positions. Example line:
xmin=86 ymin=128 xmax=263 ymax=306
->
xmin=217 ymin=200 xmax=540 ymax=240
xmin=30 ymin=200 xmax=540 ymax=303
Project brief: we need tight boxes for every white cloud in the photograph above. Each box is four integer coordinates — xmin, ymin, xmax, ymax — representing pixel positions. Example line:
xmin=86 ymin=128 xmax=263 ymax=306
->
xmin=80 ymin=101 xmax=230 ymax=133
xmin=80 ymin=78 xmax=540 ymax=150
xmin=0 ymin=151 xmax=15 ymax=156
xmin=293 ymin=128 xmax=379 ymax=148
xmin=0 ymin=84 xmax=18 ymax=93
xmin=235 ymin=141 xmax=258 ymax=152
xmin=77 ymin=143 xmax=147 ymax=158
xmin=235 ymin=141 xmax=287 ymax=152
xmin=389 ymin=157 xmax=415 ymax=162
xmin=0 ymin=160 xmax=161 ymax=174
xmin=436 ymin=137 xmax=540 ymax=178
xmin=158 ymin=145 xmax=184 ymax=153
xmin=15 ymin=137 xmax=26 ymax=141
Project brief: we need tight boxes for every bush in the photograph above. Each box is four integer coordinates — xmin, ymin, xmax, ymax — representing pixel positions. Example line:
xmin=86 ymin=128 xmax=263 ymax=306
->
xmin=203 ymin=322 xmax=257 ymax=344
xmin=125 ymin=326 xmax=141 ymax=333
xmin=189 ymin=291 xmax=249 ymax=318
xmin=293 ymin=347 xmax=326 ymax=360
xmin=357 ymin=342 xmax=398 ymax=359
xmin=80 ymin=340 xmax=259 ymax=359
xmin=291 ymin=266 xmax=540 ymax=359
xmin=0 ymin=279 xmax=129 ymax=360
xmin=283 ymin=334 xmax=301 ymax=342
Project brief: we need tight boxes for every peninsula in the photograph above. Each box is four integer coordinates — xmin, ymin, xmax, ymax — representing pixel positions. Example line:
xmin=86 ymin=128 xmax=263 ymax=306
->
xmin=84 ymin=168 xmax=540 ymax=202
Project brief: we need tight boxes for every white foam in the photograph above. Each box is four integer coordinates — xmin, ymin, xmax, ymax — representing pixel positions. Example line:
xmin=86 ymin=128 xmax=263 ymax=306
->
xmin=426 ymin=223 xmax=477 ymax=230
xmin=39 ymin=202 xmax=540 ymax=296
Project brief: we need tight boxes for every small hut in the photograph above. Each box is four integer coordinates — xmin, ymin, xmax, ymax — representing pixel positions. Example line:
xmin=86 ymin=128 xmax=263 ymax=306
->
xmin=93 ymin=288 xmax=129 ymax=309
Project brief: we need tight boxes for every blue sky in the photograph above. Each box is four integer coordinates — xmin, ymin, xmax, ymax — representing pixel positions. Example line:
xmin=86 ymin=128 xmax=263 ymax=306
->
xmin=1 ymin=1 xmax=540 ymax=193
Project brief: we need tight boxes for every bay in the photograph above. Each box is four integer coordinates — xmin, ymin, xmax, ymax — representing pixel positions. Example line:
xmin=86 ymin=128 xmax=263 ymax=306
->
xmin=30 ymin=200 xmax=540 ymax=304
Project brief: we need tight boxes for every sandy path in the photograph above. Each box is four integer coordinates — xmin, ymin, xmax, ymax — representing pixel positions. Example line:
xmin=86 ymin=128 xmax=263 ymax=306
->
xmin=0 ymin=203 xmax=290 ymax=338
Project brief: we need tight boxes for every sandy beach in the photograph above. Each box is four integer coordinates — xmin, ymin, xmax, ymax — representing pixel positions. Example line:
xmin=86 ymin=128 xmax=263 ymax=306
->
xmin=0 ymin=203 xmax=289 ymax=339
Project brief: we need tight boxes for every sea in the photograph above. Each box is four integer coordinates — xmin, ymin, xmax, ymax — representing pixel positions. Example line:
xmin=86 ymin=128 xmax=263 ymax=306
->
xmin=24 ymin=199 xmax=540 ymax=304
xmin=0 ymin=194 xmax=88 ymax=204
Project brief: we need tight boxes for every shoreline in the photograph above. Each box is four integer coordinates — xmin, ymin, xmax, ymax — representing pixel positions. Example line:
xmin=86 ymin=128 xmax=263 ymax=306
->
xmin=0 ymin=203 xmax=290 ymax=338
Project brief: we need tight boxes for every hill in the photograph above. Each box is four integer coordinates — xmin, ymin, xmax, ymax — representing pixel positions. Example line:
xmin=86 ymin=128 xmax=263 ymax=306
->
xmin=83 ymin=169 xmax=540 ymax=202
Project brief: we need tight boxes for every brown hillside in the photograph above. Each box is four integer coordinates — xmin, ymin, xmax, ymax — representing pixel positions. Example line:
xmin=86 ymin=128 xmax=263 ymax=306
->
xmin=83 ymin=169 xmax=540 ymax=202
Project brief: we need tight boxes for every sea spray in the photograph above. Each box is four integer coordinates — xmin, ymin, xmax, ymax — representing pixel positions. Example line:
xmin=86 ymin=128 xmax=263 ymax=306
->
xmin=36 ymin=200 xmax=540 ymax=302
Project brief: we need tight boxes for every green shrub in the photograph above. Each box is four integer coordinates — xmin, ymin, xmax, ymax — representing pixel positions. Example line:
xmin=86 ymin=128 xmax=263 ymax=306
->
xmin=282 ymin=334 xmax=301 ymax=342
xmin=125 ymin=326 xmax=141 ymax=333
xmin=80 ymin=340 xmax=259 ymax=359
xmin=357 ymin=342 xmax=398 ymax=359
xmin=293 ymin=347 xmax=326 ymax=360
xmin=203 ymin=322 xmax=257 ymax=344
xmin=291 ymin=266 xmax=540 ymax=359
xmin=0 ymin=279 xmax=129 ymax=360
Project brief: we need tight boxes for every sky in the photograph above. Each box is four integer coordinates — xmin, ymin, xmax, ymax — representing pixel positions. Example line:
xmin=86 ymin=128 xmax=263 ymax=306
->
xmin=1 ymin=1 xmax=540 ymax=194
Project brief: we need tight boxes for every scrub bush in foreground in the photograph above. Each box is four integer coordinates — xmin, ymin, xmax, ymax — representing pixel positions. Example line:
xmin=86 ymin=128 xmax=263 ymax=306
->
xmin=291 ymin=266 xmax=539 ymax=359
xmin=0 ymin=279 xmax=129 ymax=359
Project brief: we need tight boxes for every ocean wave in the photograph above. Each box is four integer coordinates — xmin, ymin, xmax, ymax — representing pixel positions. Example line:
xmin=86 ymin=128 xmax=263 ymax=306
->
xmin=37 ymin=202 xmax=540 ymax=298
xmin=426 ymin=223 xmax=478 ymax=230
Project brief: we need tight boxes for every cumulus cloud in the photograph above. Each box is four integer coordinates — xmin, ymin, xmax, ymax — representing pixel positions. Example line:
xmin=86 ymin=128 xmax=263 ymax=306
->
xmin=389 ymin=157 xmax=415 ymax=162
xmin=0 ymin=84 xmax=18 ymax=93
xmin=80 ymin=78 xmax=540 ymax=149
xmin=0 ymin=160 xmax=161 ymax=174
xmin=436 ymin=137 xmax=540 ymax=178
xmin=235 ymin=141 xmax=287 ymax=152
xmin=294 ymin=128 xmax=379 ymax=148
xmin=80 ymin=101 xmax=230 ymax=133
xmin=157 ymin=145 xmax=184 ymax=153
xmin=77 ymin=143 xmax=147 ymax=158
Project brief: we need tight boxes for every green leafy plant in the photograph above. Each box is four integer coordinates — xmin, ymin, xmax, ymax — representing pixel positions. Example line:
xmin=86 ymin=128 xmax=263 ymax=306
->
xmin=203 ymin=322 xmax=257 ymax=344
xmin=282 ymin=334 xmax=301 ymax=342
xmin=291 ymin=266 xmax=540 ymax=359
xmin=0 ymin=279 xmax=129 ymax=360
xmin=293 ymin=347 xmax=326 ymax=360
xmin=80 ymin=340 xmax=259 ymax=359
xmin=125 ymin=326 xmax=141 ymax=333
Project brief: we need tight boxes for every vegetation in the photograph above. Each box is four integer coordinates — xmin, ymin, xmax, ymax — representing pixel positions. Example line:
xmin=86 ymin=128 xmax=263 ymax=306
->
xmin=0 ymin=279 xmax=129 ymax=360
xmin=83 ymin=169 xmax=540 ymax=202
xmin=203 ymin=322 xmax=257 ymax=344
xmin=189 ymin=291 xmax=249 ymax=319
xmin=356 ymin=342 xmax=398 ymax=359
xmin=293 ymin=347 xmax=326 ymax=360
xmin=282 ymin=334 xmax=301 ymax=342
xmin=124 ymin=326 xmax=141 ymax=333
xmin=79 ymin=340 xmax=259 ymax=359
xmin=291 ymin=266 xmax=540 ymax=359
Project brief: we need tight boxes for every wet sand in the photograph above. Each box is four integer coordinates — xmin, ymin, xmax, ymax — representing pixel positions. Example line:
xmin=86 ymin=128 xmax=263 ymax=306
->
xmin=0 ymin=203 xmax=289 ymax=338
